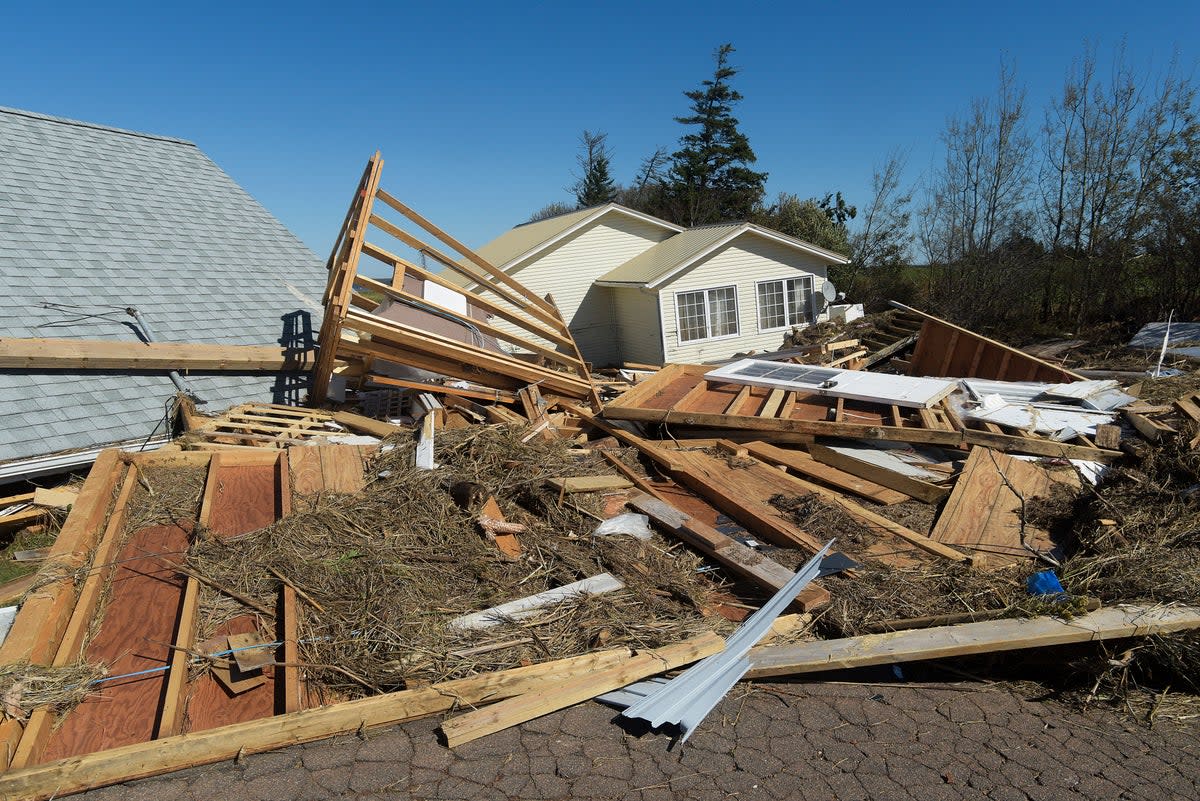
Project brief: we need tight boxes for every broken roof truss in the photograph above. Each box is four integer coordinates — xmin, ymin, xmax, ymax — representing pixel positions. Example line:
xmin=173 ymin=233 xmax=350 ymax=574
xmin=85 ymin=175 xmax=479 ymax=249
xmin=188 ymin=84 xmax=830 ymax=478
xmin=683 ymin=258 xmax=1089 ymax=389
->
xmin=312 ymin=153 xmax=600 ymax=406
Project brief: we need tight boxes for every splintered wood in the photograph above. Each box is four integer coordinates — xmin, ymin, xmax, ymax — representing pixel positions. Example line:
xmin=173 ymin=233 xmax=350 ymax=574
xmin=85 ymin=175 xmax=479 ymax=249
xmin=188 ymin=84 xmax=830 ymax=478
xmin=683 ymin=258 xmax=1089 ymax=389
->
xmin=930 ymin=447 xmax=1081 ymax=568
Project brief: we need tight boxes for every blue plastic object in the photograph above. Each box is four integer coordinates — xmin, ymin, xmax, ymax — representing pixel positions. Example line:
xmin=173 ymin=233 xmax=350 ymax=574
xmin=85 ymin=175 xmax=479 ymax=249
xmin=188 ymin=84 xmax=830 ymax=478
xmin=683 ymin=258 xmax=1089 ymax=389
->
xmin=1027 ymin=570 xmax=1065 ymax=596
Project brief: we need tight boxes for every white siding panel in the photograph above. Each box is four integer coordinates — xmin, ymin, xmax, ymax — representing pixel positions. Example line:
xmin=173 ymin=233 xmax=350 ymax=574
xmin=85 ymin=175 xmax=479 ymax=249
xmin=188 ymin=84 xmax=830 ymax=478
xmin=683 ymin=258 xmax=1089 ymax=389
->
xmin=610 ymin=287 xmax=665 ymax=366
xmin=659 ymin=234 xmax=831 ymax=364
xmin=480 ymin=216 xmax=670 ymax=367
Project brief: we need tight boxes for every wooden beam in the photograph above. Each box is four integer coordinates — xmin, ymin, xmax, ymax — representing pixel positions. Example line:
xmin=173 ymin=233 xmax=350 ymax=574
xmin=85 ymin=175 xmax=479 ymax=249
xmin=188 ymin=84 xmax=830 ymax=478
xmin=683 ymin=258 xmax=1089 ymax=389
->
xmin=747 ymin=604 xmax=1200 ymax=678
xmin=157 ymin=576 xmax=200 ymax=738
xmin=440 ymin=633 xmax=725 ymax=747
xmin=0 ymin=451 xmax=125 ymax=666
xmin=330 ymin=411 xmax=407 ymax=439
xmin=716 ymin=445 xmax=970 ymax=564
xmin=741 ymin=441 xmax=909 ymax=505
xmin=363 ymin=372 xmax=516 ymax=403
xmin=0 ymin=648 xmax=640 ymax=801
xmin=0 ymin=339 xmax=305 ymax=371
xmin=628 ymin=492 xmax=827 ymax=610
xmin=806 ymin=443 xmax=951 ymax=504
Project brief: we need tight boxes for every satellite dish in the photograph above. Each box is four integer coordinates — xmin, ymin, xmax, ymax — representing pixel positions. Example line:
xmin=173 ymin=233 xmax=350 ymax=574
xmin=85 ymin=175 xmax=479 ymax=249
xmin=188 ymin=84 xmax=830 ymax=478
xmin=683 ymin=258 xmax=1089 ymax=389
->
xmin=821 ymin=281 xmax=838 ymax=303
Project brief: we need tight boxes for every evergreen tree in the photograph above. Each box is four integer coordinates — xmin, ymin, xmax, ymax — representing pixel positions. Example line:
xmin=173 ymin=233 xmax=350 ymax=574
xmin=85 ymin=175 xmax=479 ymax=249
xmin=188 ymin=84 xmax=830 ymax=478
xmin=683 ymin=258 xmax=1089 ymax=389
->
xmin=666 ymin=44 xmax=768 ymax=225
xmin=573 ymin=130 xmax=617 ymax=207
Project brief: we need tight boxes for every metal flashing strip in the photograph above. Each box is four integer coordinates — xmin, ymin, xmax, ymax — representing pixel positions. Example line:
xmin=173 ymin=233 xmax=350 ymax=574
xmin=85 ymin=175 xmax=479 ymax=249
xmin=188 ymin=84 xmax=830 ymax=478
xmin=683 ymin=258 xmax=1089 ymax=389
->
xmin=619 ymin=540 xmax=834 ymax=742
xmin=0 ymin=435 xmax=171 ymax=485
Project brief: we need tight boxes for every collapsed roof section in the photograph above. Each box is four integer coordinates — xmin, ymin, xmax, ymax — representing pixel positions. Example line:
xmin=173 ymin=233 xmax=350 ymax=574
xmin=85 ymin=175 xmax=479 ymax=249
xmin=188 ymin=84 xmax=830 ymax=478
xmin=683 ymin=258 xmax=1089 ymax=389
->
xmin=311 ymin=154 xmax=600 ymax=406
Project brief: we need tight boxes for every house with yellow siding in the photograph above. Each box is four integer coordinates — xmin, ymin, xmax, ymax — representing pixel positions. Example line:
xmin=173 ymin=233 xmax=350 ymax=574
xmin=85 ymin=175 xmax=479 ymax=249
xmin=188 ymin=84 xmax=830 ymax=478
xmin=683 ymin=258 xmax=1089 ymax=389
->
xmin=463 ymin=203 xmax=849 ymax=367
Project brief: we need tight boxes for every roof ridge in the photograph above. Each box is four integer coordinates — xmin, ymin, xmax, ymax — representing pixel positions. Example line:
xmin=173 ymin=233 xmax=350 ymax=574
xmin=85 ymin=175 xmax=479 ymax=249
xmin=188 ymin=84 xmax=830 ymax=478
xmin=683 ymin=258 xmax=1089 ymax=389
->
xmin=0 ymin=106 xmax=195 ymax=146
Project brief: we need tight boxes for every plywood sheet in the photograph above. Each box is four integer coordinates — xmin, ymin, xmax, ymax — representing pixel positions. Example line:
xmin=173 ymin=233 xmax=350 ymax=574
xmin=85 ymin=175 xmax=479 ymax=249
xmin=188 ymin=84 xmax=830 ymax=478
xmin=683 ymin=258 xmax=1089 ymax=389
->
xmin=42 ymin=524 xmax=190 ymax=761
xmin=930 ymin=448 xmax=1081 ymax=568
xmin=206 ymin=462 xmax=280 ymax=537
xmin=185 ymin=615 xmax=277 ymax=733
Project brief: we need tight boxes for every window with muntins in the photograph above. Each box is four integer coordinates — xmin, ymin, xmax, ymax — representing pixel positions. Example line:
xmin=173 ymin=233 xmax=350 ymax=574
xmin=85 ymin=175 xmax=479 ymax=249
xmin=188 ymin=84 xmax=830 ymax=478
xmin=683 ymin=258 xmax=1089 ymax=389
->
xmin=676 ymin=286 xmax=739 ymax=342
xmin=756 ymin=277 xmax=814 ymax=331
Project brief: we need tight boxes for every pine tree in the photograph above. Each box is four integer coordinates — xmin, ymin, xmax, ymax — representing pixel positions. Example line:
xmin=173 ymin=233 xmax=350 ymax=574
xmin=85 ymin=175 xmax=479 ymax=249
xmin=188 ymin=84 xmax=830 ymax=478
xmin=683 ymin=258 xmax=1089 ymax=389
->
xmin=573 ymin=130 xmax=617 ymax=207
xmin=667 ymin=44 xmax=768 ymax=225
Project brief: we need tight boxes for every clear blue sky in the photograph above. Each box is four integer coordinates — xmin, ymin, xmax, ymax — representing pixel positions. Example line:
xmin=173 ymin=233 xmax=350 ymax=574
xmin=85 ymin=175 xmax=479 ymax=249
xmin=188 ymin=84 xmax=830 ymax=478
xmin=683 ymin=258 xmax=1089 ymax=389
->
xmin=2 ymin=1 xmax=1197 ymax=258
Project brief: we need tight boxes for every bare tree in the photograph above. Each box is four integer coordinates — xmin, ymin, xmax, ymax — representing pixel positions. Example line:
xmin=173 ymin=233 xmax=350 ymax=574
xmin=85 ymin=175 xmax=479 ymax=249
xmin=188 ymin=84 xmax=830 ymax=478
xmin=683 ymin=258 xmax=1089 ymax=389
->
xmin=844 ymin=151 xmax=913 ymax=302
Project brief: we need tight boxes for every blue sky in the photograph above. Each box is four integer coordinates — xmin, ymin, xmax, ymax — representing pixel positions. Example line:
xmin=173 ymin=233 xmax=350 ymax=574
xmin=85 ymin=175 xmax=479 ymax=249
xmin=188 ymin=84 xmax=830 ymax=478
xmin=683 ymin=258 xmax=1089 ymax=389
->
xmin=2 ymin=1 xmax=1197 ymax=258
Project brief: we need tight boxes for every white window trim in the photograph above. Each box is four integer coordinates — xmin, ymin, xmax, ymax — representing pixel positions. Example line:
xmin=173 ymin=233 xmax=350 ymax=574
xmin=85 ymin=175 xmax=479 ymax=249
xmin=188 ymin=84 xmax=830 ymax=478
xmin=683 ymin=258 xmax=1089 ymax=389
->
xmin=673 ymin=285 xmax=741 ymax=345
xmin=754 ymin=275 xmax=816 ymax=333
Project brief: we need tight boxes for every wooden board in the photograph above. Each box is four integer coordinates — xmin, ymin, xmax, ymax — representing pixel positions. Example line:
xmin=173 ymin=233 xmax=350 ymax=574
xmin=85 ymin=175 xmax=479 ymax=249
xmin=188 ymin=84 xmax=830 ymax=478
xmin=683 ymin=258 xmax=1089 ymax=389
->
xmin=204 ymin=461 xmax=281 ymax=536
xmin=747 ymin=604 xmax=1200 ymax=678
xmin=740 ymin=442 xmax=909 ymax=505
xmin=42 ymin=524 xmax=190 ymax=762
xmin=806 ymin=442 xmax=951 ymax=504
xmin=930 ymin=448 xmax=1081 ymax=568
xmin=628 ymin=492 xmax=828 ymax=611
xmin=441 ymin=633 xmax=725 ymax=747
xmin=0 ymin=339 xmax=303 ymax=371
xmin=185 ymin=617 xmax=277 ymax=733
xmin=0 ymin=648 xmax=640 ymax=801
xmin=546 ymin=475 xmax=635 ymax=494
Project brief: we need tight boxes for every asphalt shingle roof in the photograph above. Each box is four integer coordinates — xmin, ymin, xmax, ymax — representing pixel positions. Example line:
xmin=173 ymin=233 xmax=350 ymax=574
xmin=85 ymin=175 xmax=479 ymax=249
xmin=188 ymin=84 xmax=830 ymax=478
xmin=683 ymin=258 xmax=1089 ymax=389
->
xmin=0 ymin=107 xmax=326 ymax=464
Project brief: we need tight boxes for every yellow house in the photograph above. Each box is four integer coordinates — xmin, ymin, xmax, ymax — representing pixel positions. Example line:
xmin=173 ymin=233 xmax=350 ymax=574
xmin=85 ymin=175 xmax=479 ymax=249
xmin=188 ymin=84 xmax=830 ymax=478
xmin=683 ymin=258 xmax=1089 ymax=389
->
xmin=466 ymin=204 xmax=850 ymax=367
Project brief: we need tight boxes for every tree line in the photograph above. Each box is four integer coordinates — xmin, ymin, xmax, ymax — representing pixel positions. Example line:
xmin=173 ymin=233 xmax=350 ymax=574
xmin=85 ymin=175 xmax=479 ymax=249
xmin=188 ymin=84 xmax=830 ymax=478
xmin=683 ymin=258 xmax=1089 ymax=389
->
xmin=534 ymin=43 xmax=1199 ymax=333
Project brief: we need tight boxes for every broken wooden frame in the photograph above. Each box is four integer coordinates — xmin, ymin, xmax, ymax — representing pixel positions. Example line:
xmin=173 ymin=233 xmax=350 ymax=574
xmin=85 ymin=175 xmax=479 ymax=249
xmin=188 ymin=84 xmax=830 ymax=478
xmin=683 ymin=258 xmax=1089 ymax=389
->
xmin=602 ymin=363 xmax=1119 ymax=462
xmin=891 ymin=302 xmax=1083 ymax=383
xmin=0 ymin=445 xmax=374 ymax=776
xmin=311 ymin=153 xmax=599 ymax=405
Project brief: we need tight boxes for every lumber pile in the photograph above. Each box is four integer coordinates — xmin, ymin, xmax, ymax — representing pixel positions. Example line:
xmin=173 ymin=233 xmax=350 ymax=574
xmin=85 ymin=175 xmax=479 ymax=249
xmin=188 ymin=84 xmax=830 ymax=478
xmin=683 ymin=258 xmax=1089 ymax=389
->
xmin=2 ymin=156 xmax=1199 ymax=797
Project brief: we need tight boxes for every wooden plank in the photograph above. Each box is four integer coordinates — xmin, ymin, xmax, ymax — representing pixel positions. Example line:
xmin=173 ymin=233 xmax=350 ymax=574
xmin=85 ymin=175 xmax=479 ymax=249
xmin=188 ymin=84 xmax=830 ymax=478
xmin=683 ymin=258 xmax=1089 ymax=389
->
xmin=0 ymin=648 xmax=641 ymax=801
xmin=30 ymin=486 xmax=79 ymax=509
xmin=747 ymin=604 xmax=1200 ymax=678
xmin=759 ymin=388 xmax=787 ymax=419
xmin=628 ymin=492 xmax=828 ymax=610
xmin=1123 ymin=408 xmax=1176 ymax=442
xmin=318 ymin=446 xmax=368 ymax=494
xmin=342 ymin=310 xmax=592 ymax=399
xmin=0 ymin=339 xmax=302 ymax=371
xmin=157 ymin=576 xmax=200 ymax=738
xmin=719 ymin=447 xmax=970 ymax=564
xmin=328 ymin=411 xmax=405 ymax=439
xmin=365 ymin=372 xmax=516 ymax=403
xmin=205 ymin=459 xmax=281 ymax=537
xmin=545 ymin=476 xmax=635 ymax=494
xmin=281 ymin=586 xmax=302 ymax=713
xmin=441 ymin=633 xmax=725 ymax=747
xmin=351 ymin=273 xmax=584 ymax=372
xmin=666 ymin=449 xmax=828 ymax=553
xmin=0 ymin=451 xmax=125 ymax=667
xmin=287 ymin=447 xmax=325 ymax=497
xmin=742 ymin=442 xmax=909 ymax=505
xmin=722 ymin=384 xmax=753 ymax=415
xmin=807 ymin=443 xmax=951 ymax=504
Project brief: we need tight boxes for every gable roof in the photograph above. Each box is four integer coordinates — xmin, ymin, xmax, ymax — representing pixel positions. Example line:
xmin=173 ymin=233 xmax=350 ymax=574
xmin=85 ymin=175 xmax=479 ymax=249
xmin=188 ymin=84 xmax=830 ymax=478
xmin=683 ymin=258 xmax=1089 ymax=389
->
xmin=0 ymin=106 xmax=326 ymax=469
xmin=474 ymin=203 xmax=683 ymax=272
xmin=596 ymin=222 xmax=850 ymax=289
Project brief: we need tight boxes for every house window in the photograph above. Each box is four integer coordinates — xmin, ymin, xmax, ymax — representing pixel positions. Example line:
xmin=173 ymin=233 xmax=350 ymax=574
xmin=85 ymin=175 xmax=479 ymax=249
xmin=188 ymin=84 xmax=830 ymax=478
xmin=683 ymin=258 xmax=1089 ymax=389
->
xmin=756 ymin=277 xmax=814 ymax=331
xmin=675 ymin=286 xmax=739 ymax=343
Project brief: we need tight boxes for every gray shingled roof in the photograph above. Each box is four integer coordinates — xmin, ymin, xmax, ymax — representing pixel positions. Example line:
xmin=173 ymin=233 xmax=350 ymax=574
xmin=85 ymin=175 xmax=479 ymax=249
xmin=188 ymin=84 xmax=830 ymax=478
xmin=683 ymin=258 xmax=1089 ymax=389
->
xmin=0 ymin=107 xmax=326 ymax=465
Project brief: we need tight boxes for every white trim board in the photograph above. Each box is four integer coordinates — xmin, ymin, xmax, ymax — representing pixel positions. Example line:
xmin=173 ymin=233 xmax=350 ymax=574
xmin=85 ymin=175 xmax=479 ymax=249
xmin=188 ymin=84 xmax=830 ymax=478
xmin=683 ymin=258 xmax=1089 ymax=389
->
xmin=705 ymin=359 xmax=957 ymax=409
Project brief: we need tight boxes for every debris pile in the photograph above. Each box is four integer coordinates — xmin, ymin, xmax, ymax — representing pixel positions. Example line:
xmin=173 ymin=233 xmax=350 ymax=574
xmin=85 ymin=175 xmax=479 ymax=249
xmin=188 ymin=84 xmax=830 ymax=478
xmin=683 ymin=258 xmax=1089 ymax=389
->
xmin=0 ymin=155 xmax=1198 ymax=800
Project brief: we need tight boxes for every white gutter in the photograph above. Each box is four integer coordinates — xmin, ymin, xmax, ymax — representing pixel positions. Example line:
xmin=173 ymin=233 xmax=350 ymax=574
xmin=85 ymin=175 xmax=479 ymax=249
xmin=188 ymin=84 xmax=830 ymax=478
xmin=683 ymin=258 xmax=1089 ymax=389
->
xmin=0 ymin=435 xmax=172 ymax=484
